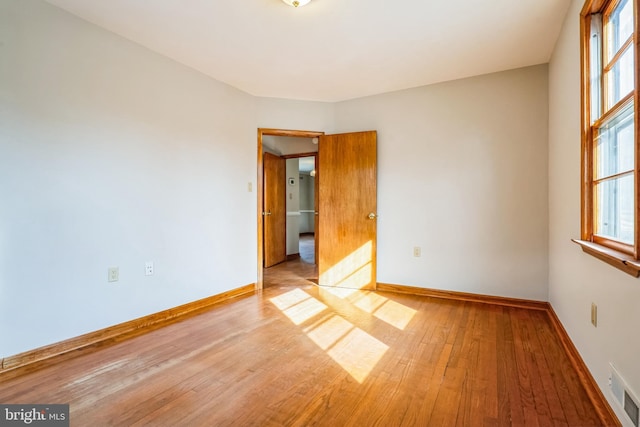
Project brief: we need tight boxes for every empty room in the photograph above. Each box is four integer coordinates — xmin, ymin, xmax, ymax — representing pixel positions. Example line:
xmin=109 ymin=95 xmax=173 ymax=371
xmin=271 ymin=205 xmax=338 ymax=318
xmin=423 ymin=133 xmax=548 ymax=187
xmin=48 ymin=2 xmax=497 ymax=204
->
xmin=1 ymin=0 xmax=639 ymax=425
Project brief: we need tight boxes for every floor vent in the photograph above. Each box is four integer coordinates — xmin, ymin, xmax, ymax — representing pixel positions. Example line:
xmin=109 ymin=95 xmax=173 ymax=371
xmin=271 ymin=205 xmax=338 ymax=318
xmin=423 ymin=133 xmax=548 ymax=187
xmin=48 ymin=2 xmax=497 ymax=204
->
xmin=610 ymin=363 xmax=640 ymax=427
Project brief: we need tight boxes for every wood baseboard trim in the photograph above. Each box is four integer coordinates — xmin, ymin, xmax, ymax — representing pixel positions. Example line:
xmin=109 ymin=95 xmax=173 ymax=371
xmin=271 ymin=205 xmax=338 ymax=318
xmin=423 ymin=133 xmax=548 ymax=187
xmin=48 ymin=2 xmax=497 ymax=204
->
xmin=376 ymin=281 xmax=619 ymax=426
xmin=376 ymin=282 xmax=549 ymax=310
xmin=287 ymin=253 xmax=300 ymax=261
xmin=0 ymin=283 xmax=255 ymax=379
xmin=546 ymin=306 xmax=621 ymax=427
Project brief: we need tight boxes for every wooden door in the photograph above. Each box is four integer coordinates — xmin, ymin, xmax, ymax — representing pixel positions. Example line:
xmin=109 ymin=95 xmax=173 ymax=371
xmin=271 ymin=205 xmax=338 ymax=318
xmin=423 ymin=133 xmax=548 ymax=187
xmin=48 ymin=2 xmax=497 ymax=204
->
xmin=263 ymin=152 xmax=286 ymax=268
xmin=318 ymin=131 xmax=377 ymax=290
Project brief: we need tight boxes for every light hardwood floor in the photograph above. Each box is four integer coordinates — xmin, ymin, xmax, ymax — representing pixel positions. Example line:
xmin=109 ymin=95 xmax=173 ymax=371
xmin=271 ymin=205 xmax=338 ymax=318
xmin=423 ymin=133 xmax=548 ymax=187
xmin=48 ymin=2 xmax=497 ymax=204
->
xmin=264 ymin=234 xmax=317 ymax=289
xmin=1 ymin=251 xmax=606 ymax=426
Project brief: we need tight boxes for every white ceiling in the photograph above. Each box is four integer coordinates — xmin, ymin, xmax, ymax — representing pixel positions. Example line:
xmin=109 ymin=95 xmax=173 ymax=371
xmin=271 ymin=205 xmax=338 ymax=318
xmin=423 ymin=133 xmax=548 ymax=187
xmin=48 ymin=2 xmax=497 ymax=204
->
xmin=43 ymin=0 xmax=570 ymax=102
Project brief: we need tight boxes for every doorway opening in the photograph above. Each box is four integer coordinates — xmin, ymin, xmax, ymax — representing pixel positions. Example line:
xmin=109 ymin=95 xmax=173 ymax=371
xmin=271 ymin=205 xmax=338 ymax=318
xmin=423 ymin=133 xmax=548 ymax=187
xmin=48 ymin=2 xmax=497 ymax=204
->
xmin=257 ymin=129 xmax=324 ymax=290
xmin=258 ymin=128 xmax=378 ymax=292
xmin=284 ymin=155 xmax=316 ymax=262
xmin=263 ymin=152 xmax=318 ymax=288
xmin=296 ymin=155 xmax=316 ymax=264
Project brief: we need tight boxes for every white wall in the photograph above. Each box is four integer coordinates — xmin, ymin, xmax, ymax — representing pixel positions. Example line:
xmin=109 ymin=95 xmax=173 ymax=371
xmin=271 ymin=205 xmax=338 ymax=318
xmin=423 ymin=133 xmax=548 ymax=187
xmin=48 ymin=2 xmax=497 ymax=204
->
xmin=549 ymin=1 xmax=640 ymax=424
xmin=0 ymin=0 xmax=257 ymax=357
xmin=256 ymin=98 xmax=334 ymax=134
xmin=334 ymin=66 xmax=550 ymax=300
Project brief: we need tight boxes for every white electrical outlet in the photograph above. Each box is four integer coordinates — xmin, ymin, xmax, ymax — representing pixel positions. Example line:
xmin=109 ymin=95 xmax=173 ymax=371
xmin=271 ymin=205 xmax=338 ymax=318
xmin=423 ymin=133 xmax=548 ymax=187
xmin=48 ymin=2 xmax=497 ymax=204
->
xmin=145 ymin=261 xmax=154 ymax=276
xmin=108 ymin=267 xmax=119 ymax=282
xmin=413 ymin=247 xmax=421 ymax=257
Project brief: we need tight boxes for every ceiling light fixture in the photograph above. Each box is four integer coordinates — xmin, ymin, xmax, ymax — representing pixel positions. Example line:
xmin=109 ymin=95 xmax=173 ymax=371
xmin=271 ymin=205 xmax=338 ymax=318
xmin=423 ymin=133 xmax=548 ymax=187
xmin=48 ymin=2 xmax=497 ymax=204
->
xmin=282 ymin=0 xmax=311 ymax=7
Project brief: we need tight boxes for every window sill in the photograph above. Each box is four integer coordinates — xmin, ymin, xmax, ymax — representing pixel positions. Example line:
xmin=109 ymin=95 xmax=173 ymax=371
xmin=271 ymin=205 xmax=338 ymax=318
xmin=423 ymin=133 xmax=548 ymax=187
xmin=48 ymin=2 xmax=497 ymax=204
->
xmin=572 ymin=239 xmax=640 ymax=277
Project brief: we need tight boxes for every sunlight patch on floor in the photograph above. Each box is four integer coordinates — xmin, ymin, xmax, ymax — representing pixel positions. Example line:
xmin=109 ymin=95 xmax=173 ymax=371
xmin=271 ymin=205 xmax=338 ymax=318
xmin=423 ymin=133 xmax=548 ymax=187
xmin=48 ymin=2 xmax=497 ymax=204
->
xmin=269 ymin=288 xmax=311 ymax=311
xmin=270 ymin=289 xmax=328 ymax=325
xmin=321 ymin=288 xmax=417 ymax=331
xmin=352 ymin=292 xmax=387 ymax=313
xmin=326 ymin=328 xmax=389 ymax=383
xmin=321 ymin=286 xmax=360 ymax=299
xmin=373 ymin=299 xmax=417 ymax=330
xmin=269 ymin=288 xmax=389 ymax=383
xmin=305 ymin=315 xmax=353 ymax=350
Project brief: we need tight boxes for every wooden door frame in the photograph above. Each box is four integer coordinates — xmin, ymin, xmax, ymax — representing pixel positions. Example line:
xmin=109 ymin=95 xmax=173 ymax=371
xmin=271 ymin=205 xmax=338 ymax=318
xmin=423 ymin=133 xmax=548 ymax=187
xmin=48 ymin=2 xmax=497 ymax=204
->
xmin=257 ymin=128 xmax=324 ymax=290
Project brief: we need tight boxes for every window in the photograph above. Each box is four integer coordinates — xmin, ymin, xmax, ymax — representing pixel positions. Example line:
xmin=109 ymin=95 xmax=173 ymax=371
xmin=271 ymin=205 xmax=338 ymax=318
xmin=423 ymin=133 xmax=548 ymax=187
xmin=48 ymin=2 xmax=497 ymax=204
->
xmin=576 ymin=0 xmax=640 ymax=276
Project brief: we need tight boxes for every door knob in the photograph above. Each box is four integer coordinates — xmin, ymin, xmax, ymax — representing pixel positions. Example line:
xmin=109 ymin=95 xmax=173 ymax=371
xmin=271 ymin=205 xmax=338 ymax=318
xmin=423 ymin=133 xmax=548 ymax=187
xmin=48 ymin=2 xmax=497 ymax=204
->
xmin=368 ymin=212 xmax=377 ymax=220
xmin=263 ymin=210 xmax=272 ymax=216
